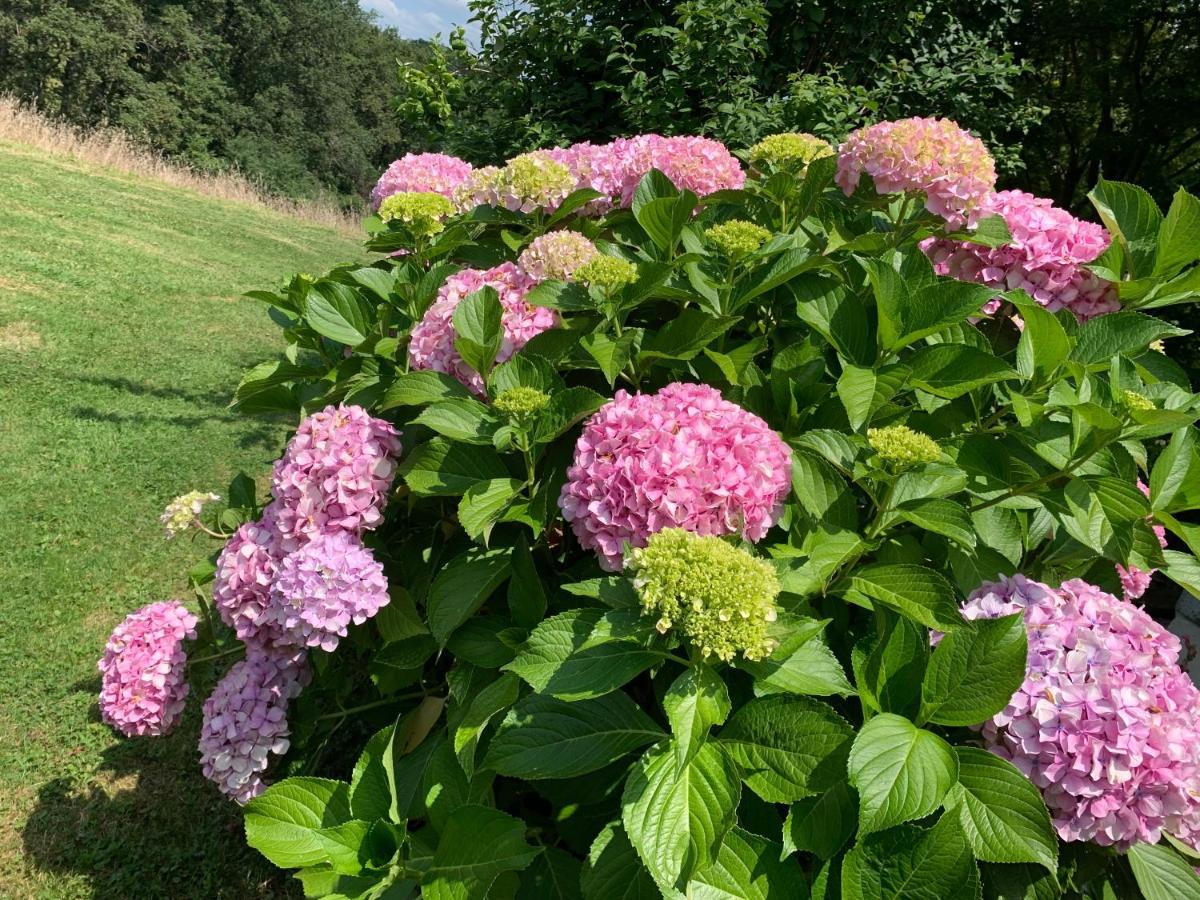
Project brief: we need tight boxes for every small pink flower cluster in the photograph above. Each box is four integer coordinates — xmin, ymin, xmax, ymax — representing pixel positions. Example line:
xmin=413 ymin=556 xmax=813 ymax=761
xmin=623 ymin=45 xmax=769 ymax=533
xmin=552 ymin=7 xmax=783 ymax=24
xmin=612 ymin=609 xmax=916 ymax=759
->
xmin=963 ymin=575 xmax=1200 ymax=850
xmin=1116 ymin=481 xmax=1170 ymax=600
xmin=559 ymin=382 xmax=792 ymax=571
xmin=836 ymin=116 xmax=996 ymax=227
xmin=369 ymin=152 xmax=473 ymax=210
xmin=921 ymin=190 xmax=1120 ymax=321
xmin=98 ymin=601 xmax=197 ymax=737
xmin=517 ymin=231 xmax=599 ymax=282
xmin=408 ymin=263 xmax=558 ymax=396
xmin=198 ymin=649 xmax=309 ymax=803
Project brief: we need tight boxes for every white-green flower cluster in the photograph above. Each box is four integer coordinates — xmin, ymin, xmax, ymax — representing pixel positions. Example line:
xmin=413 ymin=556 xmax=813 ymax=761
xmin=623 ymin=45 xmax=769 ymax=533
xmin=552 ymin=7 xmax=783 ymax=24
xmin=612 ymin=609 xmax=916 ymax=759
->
xmin=493 ymin=386 xmax=550 ymax=419
xmin=705 ymin=219 xmax=771 ymax=256
xmin=628 ymin=528 xmax=780 ymax=662
xmin=377 ymin=191 xmax=454 ymax=237
xmin=577 ymin=255 xmax=638 ymax=290
xmin=868 ymin=425 xmax=940 ymax=466
xmin=748 ymin=132 xmax=834 ymax=168
xmin=160 ymin=490 xmax=219 ymax=539
xmin=1122 ymin=389 xmax=1155 ymax=412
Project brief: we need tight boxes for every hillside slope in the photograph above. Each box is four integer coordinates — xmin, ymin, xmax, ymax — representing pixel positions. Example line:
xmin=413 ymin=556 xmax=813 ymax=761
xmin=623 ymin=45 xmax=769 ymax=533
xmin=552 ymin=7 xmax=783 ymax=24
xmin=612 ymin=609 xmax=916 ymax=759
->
xmin=0 ymin=140 xmax=366 ymax=898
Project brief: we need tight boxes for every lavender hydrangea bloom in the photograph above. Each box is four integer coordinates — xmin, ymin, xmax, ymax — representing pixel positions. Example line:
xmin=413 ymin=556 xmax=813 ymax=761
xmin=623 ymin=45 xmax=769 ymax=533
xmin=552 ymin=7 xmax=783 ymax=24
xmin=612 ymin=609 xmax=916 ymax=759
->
xmin=212 ymin=504 xmax=294 ymax=651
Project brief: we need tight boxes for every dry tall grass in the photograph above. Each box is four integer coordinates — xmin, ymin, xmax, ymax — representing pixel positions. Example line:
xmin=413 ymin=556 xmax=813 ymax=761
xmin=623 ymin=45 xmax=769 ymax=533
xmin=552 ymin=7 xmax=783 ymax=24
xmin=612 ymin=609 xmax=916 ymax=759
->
xmin=0 ymin=95 xmax=360 ymax=232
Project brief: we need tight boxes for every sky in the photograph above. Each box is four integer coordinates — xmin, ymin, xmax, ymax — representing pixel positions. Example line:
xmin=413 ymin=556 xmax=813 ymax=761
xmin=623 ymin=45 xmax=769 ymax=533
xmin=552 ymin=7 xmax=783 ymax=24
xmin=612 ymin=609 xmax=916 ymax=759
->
xmin=358 ymin=0 xmax=480 ymax=43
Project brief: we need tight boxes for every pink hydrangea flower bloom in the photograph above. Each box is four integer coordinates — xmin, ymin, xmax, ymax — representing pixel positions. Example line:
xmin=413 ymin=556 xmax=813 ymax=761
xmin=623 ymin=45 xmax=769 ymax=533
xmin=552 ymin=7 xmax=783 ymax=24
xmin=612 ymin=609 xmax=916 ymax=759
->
xmin=921 ymin=190 xmax=1120 ymax=321
xmin=609 ymin=134 xmax=745 ymax=207
xmin=213 ymin=504 xmax=294 ymax=651
xmin=517 ymin=231 xmax=599 ymax=281
xmin=270 ymin=404 xmax=402 ymax=547
xmin=559 ymin=382 xmax=792 ymax=571
xmin=408 ymin=263 xmax=558 ymax=396
xmin=98 ymin=601 xmax=198 ymax=737
xmin=1116 ymin=480 xmax=1169 ymax=600
xmin=836 ymin=117 xmax=996 ymax=227
xmin=198 ymin=648 xmax=308 ymax=803
xmin=369 ymin=152 xmax=473 ymax=210
xmin=269 ymin=531 xmax=390 ymax=653
xmin=545 ymin=141 xmax=627 ymax=215
xmin=961 ymin=575 xmax=1200 ymax=851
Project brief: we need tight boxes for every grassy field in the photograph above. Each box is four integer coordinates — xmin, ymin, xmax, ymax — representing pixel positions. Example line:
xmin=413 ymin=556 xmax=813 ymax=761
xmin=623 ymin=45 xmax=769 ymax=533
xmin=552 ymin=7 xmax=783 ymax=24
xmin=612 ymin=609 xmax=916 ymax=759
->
xmin=0 ymin=140 xmax=366 ymax=898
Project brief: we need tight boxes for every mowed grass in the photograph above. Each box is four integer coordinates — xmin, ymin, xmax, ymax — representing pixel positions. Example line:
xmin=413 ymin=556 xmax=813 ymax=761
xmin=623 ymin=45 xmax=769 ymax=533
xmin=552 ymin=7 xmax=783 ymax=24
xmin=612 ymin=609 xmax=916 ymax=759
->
xmin=0 ymin=141 xmax=365 ymax=898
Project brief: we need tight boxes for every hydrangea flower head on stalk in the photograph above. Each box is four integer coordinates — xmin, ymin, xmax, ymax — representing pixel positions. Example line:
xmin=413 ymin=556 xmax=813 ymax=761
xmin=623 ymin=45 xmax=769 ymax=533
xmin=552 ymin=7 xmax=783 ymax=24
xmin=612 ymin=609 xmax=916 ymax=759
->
xmin=629 ymin=528 xmax=779 ymax=662
xmin=576 ymin=255 xmax=639 ymax=291
xmin=610 ymin=135 xmax=745 ymax=207
xmin=836 ymin=117 xmax=996 ymax=227
xmin=544 ymin=141 xmax=626 ymax=215
xmin=370 ymin=152 xmax=473 ymax=210
xmin=517 ymin=231 xmax=599 ymax=282
xmin=705 ymin=220 xmax=771 ymax=257
xmin=868 ymin=425 xmax=941 ymax=467
xmin=499 ymin=151 xmax=577 ymax=212
xmin=213 ymin=505 xmax=294 ymax=651
xmin=198 ymin=648 xmax=309 ymax=803
xmin=409 ymin=263 xmax=558 ymax=396
xmin=748 ymin=132 xmax=834 ymax=170
xmin=377 ymin=191 xmax=454 ymax=238
xmin=961 ymin=575 xmax=1200 ymax=851
xmin=160 ymin=490 xmax=219 ymax=539
xmin=559 ymin=382 xmax=792 ymax=570
xmin=98 ymin=600 xmax=198 ymax=737
xmin=920 ymin=189 xmax=1119 ymax=320
xmin=270 ymin=404 xmax=402 ymax=547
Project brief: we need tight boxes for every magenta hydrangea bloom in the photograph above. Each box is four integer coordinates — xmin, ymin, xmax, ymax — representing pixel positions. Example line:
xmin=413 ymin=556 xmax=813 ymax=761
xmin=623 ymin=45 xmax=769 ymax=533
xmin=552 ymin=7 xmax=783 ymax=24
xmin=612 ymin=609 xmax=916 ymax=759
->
xmin=921 ymin=190 xmax=1119 ymax=321
xmin=1116 ymin=480 xmax=1170 ymax=600
xmin=559 ymin=382 xmax=792 ymax=571
xmin=836 ymin=117 xmax=996 ymax=227
xmin=98 ymin=600 xmax=198 ymax=737
xmin=408 ymin=263 xmax=559 ymax=396
xmin=268 ymin=531 xmax=390 ymax=652
xmin=962 ymin=575 xmax=1200 ymax=850
xmin=271 ymin=404 xmax=402 ymax=547
xmin=198 ymin=648 xmax=308 ymax=803
xmin=545 ymin=142 xmax=626 ymax=215
xmin=212 ymin=505 xmax=294 ymax=651
xmin=609 ymin=134 xmax=745 ymax=207
xmin=369 ymin=152 xmax=473 ymax=210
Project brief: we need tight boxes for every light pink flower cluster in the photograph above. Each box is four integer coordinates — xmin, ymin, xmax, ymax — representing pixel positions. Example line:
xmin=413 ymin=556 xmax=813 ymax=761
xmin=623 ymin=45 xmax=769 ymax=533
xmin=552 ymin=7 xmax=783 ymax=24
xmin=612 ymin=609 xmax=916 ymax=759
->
xmin=963 ymin=575 xmax=1200 ymax=850
xmin=517 ymin=231 xmax=599 ymax=281
xmin=1116 ymin=480 xmax=1169 ymax=600
xmin=213 ymin=507 xmax=295 ymax=651
xmin=921 ymin=190 xmax=1120 ymax=321
xmin=198 ymin=648 xmax=309 ymax=803
xmin=369 ymin=152 xmax=473 ymax=210
xmin=559 ymin=382 xmax=792 ymax=571
xmin=408 ymin=263 xmax=558 ymax=396
xmin=270 ymin=404 xmax=403 ymax=547
xmin=836 ymin=117 xmax=996 ymax=227
xmin=98 ymin=601 xmax=198 ymax=737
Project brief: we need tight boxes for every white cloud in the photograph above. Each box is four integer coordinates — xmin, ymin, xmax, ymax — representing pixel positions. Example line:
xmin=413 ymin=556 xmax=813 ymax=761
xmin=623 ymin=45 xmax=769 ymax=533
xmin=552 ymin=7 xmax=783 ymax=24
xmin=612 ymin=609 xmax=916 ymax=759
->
xmin=359 ymin=0 xmax=480 ymax=44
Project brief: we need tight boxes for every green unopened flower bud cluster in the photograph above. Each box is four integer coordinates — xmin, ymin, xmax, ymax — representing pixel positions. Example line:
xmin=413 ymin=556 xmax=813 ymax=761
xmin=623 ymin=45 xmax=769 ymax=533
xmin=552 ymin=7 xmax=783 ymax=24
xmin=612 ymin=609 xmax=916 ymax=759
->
xmin=868 ymin=425 xmax=940 ymax=467
xmin=748 ymin=132 xmax=834 ymax=168
xmin=493 ymin=386 xmax=550 ymax=419
xmin=377 ymin=191 xmax=454 ymax=237
xmin=628 ymin=528 xmax=780 ymax=662
xmin=503 ymin=152 xmax=575 ymax=210
xmin=705 ymin=220 xmax=772 ymax=256
xmin=577 ymin=255 xmax=639 ymax=290
xmin=1121 ymin=389 xmax=1155 ymax=412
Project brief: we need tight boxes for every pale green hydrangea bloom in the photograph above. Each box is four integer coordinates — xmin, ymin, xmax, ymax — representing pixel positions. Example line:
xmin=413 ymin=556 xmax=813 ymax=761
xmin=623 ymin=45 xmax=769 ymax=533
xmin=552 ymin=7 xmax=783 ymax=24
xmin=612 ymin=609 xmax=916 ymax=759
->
xmin=160 ymin=490 xmax=220 ymax=539
xmin=502 ymin=152 xmax=575 ymax=211
xmin=577 ymin=255 xmax=638 ymax=290
xmin=705 ymin=219 xmax=772 ymax=256
xmin=868 ymin=425 xmax=940 ymax=467
xmin=494 ymin=386 xmax=550 ymax=419
xmin=377 ymin=191 xmax=454 ymax=237
xmin=1122 ymin=390 xmax=1156 ymax=412
xmin=628 ymin=528 xmax=780 ymax=662
xmin=749 ymin=132 xmax=834 ymax=168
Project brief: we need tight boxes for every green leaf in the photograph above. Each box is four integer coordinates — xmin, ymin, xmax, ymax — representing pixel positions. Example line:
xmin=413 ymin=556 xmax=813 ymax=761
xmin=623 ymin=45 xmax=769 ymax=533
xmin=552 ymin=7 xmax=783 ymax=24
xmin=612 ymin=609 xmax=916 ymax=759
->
xmin=452 ymin=286 xmax=504 ymax=378
xmin=1127 ymin=842 xmax=1200 ymax=900
xmin=400 ymin=438 xmax=509 ymax=496
xmin=1069 ymin=311 xmax=1187 ymax=366
xmin=663 ymin=663 xmax=731 ymax=768
xmin=484 ymin=692 xmax=663 ymax=779
xmin=306 ymin=281 xmax=372 ymax=346
xmin=732 ymin=248 xmax=819 ymax=308
xmin=458 ymin=478 xmax=523 ymax=541
xmin=848 ymin=564 xmax=964 ymax=632
xmin=526 ymin=279 xmax=594 ymax=311
xmin=841 ymin=815 xmax=978 ymax=900
xmin=313 ymin=819 xmax=372 ymax=875
xmin=641 ymin=309 xmax=737 ymax=361
xmin=453 ymin=672 xmax=520 ymax=776
xmin=688 ymin=826 xmax=809 ymax=899
xmin=907 ymin=344 xmax=1019 ymax=399
xmin=507 ymin=536 xmax=548 ymax=627
xmin=580 ymin=331 xmax=640 ymax=386
xmin=783 ymin=780 xmax=858 ymax=861
xmin=893 ymin=498 xmax=976 ymax=548
xmin=738 ymin=617 xmax=855 ymax=698
xmin=719 ymin=694 xmax=855 ymax=803
xmin=893 ymin=280 xmax=997 ymax=350
xmin=379 ymin=370 xmax=473 ymax=409
xmin=837 ymin=363 xmax=909 ymax=431
xmin=427 ymin=548 xmax=512 ymax=644
xmin=414 ymin=398 xmax=498 ymax=445
xmin=422 ymin=805 xmax=540 ymax=900
xmin=945 ymin=747 xmax=1058 ymax=873
xmin=847 ymin=713 xmax=958 ymax=834
xmin=622 ymin=740 xmax=741 ymax=891
xmin=632 ymin=169 xmax=692 ymax=251
xmin=1155 ymin=188 xmax=1200 ymax=277
xmin=1010 ymin=294 xmax=1071 ymax=383
xmin=348 ymin=724 xmax=394 ymax=822
xmin=533 ymin=386 xmax=607 ymax=443
xmin=855 ymin=610 xmax=928 ymax=719
xmin=1151 ymin=427 xmax=1197 ymax=512
xmin=919 ymin=613 xmax=1026 ymax=727
xmin=244 ymin=777 xmax=352 ymax=869
xmin=517 ymin=847 xmax=584 ymax=900
xmin=1089 ymin=177 xmax=1163 ymax=277
xmin=581 ymin=823 xmax=660 ymax=900
xmin=504 ymin=608 xmax=661 ymax=700
xmin=790 ymin=451 xmax=856 ymax=527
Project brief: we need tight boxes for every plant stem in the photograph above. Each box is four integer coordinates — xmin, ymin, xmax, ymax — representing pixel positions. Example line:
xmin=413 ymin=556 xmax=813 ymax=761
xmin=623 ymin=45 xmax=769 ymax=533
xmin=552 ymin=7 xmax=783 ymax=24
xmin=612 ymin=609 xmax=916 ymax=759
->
xmin=315 ymin=691 xmax=428 ymax=722
xmin=187 ymin=645 xmax=244 ymax=668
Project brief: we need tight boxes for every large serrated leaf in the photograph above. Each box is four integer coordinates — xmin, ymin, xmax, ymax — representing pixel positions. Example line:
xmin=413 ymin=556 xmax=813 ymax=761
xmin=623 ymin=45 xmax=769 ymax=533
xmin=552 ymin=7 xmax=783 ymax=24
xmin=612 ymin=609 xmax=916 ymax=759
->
xmin=919 ymin=613 xmax=1026 ymax=727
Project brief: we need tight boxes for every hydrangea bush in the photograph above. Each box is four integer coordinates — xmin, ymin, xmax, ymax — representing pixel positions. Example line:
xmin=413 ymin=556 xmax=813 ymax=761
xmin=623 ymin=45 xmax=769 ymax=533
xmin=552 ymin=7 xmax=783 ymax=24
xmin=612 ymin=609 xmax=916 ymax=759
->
xmin=102 ymin=119 xmax=1200 ymax=897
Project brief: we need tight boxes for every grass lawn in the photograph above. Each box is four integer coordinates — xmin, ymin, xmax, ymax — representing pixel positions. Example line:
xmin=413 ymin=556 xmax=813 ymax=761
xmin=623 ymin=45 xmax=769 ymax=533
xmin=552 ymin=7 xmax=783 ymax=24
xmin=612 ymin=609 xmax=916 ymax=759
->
xmin=0 ymin=140 xmax=366 ymax=898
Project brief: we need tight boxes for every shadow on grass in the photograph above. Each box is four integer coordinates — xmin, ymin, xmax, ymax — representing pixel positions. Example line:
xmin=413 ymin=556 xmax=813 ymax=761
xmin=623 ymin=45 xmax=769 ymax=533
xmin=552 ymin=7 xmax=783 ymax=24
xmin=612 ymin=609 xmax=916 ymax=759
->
xmin=69 ymin=374 xmax=233 ymax=408
xmin=21 ymin=679 xmax=297 ymax=900
xmin=70 ymin=406 xmax=285 ymax=451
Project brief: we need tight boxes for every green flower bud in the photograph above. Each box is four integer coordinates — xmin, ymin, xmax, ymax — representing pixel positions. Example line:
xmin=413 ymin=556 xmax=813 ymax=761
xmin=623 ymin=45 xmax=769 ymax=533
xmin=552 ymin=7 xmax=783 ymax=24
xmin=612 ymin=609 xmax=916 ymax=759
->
xmin=748 ymin=132 xmax=834 ymax=168
xmin=867 ymin=425 xmax=940 ymax=467
xmin=628 ymin=528 xmax=780 ymax=663
xmin=494 ymin=386 xmax=550 ymax=419
xmin=1122 ymin=389 xmax=1156 ymax=412
xmin=705 ymin=219 xmax=772 ymax=257
xmin=577 ymin=255 xmax=639 ymax=290
xmin=377 ymin=191 xmax=454 ymax=237
xmin=502 ymin=152 xmax=575 ymax=210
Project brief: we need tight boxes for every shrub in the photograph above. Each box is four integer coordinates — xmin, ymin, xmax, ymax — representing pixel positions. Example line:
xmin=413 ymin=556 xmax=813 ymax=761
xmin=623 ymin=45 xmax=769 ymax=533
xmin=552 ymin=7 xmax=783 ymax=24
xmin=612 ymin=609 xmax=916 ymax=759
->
xmin=104 ymin=120 xmax=1200 ymax=897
